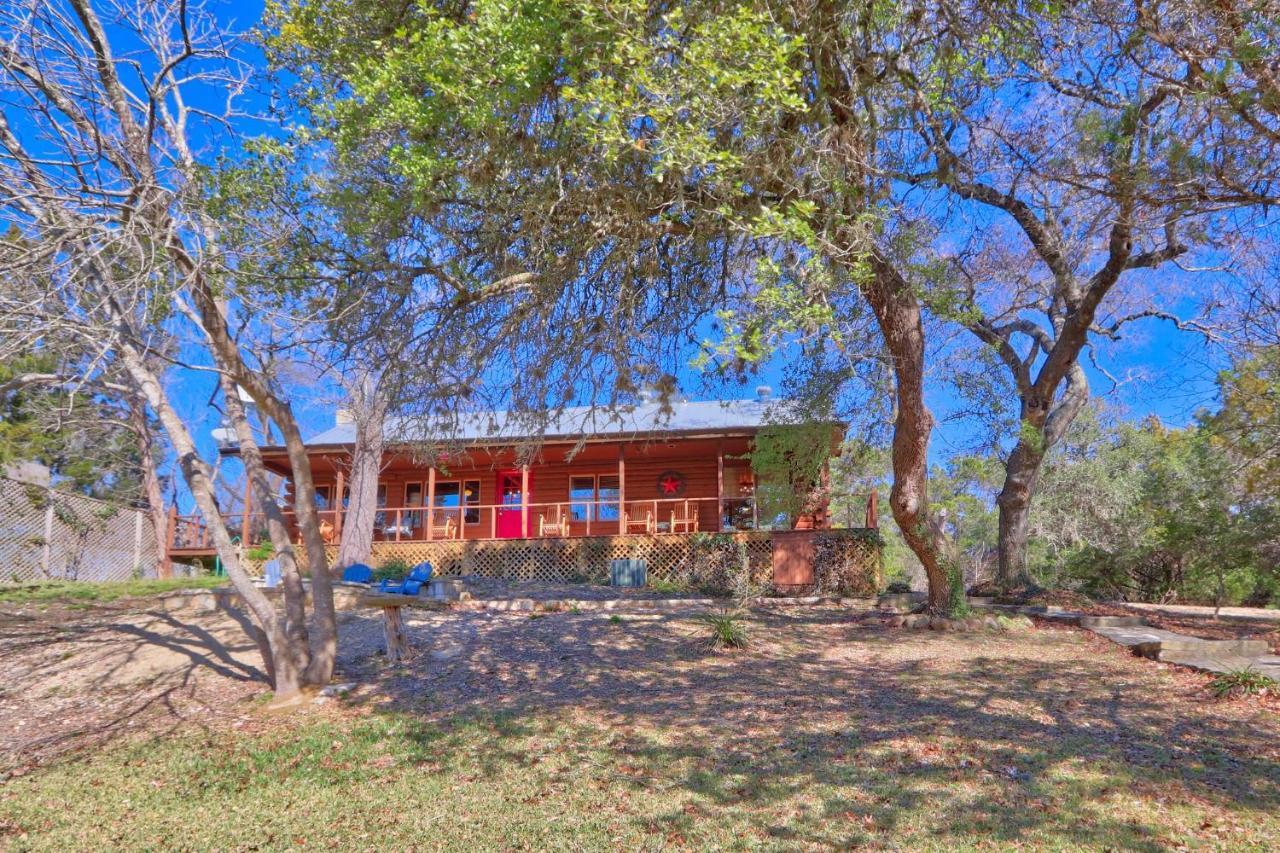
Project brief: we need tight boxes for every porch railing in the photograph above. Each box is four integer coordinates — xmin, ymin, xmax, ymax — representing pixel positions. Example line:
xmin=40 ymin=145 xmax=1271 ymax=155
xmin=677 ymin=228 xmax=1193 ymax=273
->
xmin=166 ymin=491 xmax=878 ymax=552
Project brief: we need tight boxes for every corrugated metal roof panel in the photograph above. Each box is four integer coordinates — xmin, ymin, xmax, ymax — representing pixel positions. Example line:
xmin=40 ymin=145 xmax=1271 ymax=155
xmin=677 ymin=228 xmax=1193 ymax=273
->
xmin=301 ymin=397 xmax=826 ymax=448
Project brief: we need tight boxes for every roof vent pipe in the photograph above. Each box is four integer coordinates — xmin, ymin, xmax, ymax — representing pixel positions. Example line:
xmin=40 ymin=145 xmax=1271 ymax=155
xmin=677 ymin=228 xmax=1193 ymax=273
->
xmin=755 ymin=385 xmax=773 ymax=402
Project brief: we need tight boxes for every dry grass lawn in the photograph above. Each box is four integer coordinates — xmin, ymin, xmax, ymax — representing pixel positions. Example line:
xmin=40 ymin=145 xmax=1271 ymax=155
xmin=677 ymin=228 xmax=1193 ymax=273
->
xmin=2 ymin=599 xmax=1278 ymax=850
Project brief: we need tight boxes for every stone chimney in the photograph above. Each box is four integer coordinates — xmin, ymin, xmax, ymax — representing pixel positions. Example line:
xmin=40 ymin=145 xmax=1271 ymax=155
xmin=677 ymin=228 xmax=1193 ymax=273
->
xmin=335 ymin=407 xmax=354 ymax=426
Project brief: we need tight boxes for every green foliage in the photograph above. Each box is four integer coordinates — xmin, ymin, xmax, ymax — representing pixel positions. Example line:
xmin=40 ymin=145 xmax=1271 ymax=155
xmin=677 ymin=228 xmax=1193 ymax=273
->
xmin=374 ymin=557 xmax=411 ymax=583
xmin=647 ymin=577 xmax=689 ymax=595
xmin=697 ymin=608 xmax=748 ymax=651
xmin=750 ymin=424 xmax=835 ymax=526
xmin=244 ymin=542 xmax=274 ymax=562
xmin=946 ymin=561 xmax=971 ymax=618
xmin=1209 ymin=668 xmax=1278 ymax=700
xmin=0 ymin=355 xmax=146 ymax=501
xmin=884 ymin=581 xmax=913 ymax=594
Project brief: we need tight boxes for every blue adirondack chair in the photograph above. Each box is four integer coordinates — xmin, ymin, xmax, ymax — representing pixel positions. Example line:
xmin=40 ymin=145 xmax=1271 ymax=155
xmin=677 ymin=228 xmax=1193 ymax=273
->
xmin=341 ymin=563 xmax=374 ymax=584
xmin=379 ymin=561 xmax=433 ymax=596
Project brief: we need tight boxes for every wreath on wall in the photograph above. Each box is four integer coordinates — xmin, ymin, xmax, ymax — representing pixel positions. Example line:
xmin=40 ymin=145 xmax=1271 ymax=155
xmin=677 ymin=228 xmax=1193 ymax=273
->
xmin=656 ymin=470 xmax=686 ymax=497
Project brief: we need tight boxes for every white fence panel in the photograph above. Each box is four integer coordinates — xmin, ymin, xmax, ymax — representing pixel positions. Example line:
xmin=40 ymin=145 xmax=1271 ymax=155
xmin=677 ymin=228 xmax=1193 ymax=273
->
xmin=0 ymin=477 xmax=158 ymax=582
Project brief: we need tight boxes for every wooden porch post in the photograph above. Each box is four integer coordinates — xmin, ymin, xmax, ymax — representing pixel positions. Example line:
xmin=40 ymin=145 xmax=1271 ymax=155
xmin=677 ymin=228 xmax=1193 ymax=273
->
xmin=617 ymin=445 xmax=626 ymax=534
xmin=520 ymin=463 xmax=530 ymax=537
xmin=716 ymin=440 xmax=724 ymax=534
xmin=334 ymin=467 xmax=345 ymax=541
xmin=427 ymin=466 xmax=436 ymax=541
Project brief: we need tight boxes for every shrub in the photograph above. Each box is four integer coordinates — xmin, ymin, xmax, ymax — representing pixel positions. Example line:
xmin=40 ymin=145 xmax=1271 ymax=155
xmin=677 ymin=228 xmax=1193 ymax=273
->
xmin=885 ymin=581 xmax=913 ymax=594
xmin=648 ymin=577 xmax=688 ymax=595
xmin=698 ymin=608 xmax=748 ymax=651
xmin=374 ymin=558 xmax=410 ymax=583
xmin=812 ymin=530 xmax=882 ymax=596
xmin=682 ymin=533 xmax=758 ymax=597
xmin=1209 ymin=668 xmax=1278 ymax=700
xmin=244 ymin=542 xmax=274 ymax=562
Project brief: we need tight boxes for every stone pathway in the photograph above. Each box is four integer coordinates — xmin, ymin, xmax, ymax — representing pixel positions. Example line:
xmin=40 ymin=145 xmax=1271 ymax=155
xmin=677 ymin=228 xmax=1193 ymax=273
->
xmin=1115 ymin=601 xmax=1280 ymax=625
xmin=978 ymin=604 xmax=1280 ymax=680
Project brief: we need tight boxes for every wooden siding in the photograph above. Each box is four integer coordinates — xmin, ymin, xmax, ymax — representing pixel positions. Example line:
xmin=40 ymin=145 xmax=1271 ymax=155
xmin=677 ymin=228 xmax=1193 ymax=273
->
xmin=307 ymin=436 xmax=756 ymax=539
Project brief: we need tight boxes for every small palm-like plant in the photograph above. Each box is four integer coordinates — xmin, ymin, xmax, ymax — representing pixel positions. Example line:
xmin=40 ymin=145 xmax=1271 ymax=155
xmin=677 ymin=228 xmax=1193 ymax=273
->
xmin=1209 ymin=667 xmax=1278 ymax=699
xmin=698 ymin=608 xmax=748 ymax=651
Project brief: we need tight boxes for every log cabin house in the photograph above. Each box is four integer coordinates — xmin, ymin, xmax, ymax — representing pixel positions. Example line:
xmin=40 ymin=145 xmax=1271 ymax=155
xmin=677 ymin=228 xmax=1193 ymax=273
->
xmin=166 ymin=390 xmax=881 ymax=590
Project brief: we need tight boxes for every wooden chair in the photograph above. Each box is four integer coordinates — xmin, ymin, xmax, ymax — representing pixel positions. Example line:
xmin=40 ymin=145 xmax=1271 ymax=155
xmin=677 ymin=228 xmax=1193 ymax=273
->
xmin=624 ymin=504 xmax=656 ymax=534
xmin=669 ymin=500 xmax=698 ymax=534
xmin=539 ymin=506 xmax=567 ymax=537
xmin=429 ymin=511 xmax=458 ymax=541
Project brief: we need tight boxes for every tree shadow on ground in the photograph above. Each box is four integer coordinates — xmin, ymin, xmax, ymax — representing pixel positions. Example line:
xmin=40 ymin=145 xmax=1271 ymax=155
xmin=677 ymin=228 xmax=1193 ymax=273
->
xmin=339 ymin=606 xmax=1280 ymax=848
xmin=0 ymin=602 xmax=266 ymax=770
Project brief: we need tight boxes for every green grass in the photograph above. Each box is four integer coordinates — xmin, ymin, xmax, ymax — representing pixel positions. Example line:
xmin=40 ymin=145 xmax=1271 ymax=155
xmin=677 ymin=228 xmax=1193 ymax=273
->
xmin=3 ymin=708 xmax=1279 ymax=850
xmin=0 ymin=576 xmax=226 ymax=605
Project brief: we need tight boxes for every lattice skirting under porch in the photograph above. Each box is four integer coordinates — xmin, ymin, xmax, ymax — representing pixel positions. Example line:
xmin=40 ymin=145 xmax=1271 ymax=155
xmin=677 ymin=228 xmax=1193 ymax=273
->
xmin=363 ymin=533 xmax=773 ymax=585
xmin=241 ymin=530 xmax=881 ymax=594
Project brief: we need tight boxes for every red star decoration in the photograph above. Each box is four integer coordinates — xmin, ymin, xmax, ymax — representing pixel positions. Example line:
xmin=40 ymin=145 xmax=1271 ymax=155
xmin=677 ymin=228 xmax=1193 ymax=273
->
xmin=660 ymin=474 xmax=682 ymax=495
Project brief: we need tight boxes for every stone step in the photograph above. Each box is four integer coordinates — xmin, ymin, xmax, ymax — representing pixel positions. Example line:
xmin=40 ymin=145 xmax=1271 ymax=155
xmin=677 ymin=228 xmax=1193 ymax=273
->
xmin=1156 ymin=651 xmax=1280 ymax=679
xmin=1153 ymin=636 xmax=1271 ymax=658
xmin=1087 ymin=624 xmax=1275 ymax=674
xmin=1077 ymin=615 xmax=1148 ymax=629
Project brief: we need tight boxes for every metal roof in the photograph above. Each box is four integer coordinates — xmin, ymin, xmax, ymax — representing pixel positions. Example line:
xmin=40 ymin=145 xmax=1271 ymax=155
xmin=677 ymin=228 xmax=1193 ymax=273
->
xmin=299 ymin=397 xmax=834 ymax=449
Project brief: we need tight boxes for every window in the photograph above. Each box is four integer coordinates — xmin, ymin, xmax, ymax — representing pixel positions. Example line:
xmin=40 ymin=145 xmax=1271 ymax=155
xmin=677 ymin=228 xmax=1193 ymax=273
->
xmin=463 ymin=480 xmax=480 ymax=524
xmin=569 ymin=474 xmax=620 ymax=522
xmin=597 ymin=475 xmax=620 ymax=521
xmin=433 ymin=480 xmax=481 ymax=524
xmin=314 ymin=485 xmax=332 ymax=510
xmin=404 ymin=482 xmax=424 ymax=528
xmin=569 ymin=477 xmax=594 ymax=522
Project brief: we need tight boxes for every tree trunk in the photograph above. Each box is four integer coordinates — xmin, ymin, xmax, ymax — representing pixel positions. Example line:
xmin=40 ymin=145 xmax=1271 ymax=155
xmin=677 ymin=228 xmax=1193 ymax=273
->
xmin=220 ymin=373 xmax=311 ymax=665
xmin=334 ymin=381 xmax=388 ymax=570
xmin=183 ymin=274 xmax=338 ymax=687
xmin=129 ymin=396 xmax=170 ymax=578
xmin=865 ymin=257 xmax=952 ymax=612
xmin=111 ymin=331 xmax=305 ymax=699
xmin=994 ymin=362 xmax=1088 ymax=589
xmin=994 ymin=441 xmax=1044 ymax=588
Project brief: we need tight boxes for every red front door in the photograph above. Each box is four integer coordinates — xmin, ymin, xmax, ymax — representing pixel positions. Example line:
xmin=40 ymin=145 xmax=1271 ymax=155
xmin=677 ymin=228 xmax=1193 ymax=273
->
xmin=496 ymin=470 xmax=526 ymax=538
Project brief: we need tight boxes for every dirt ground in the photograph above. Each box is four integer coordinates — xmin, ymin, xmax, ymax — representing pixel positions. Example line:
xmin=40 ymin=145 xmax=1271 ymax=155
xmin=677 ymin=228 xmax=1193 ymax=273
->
xmin=0 ymin=600 xmax=267 ymax=773
xmin=3 ymin=597 xmax=1279 ymax=784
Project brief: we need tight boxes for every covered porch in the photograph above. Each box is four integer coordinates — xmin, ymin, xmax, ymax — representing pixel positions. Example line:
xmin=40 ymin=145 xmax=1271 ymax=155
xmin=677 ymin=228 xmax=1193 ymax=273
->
xmin=168 ymin=434 xmax=877 ymax=558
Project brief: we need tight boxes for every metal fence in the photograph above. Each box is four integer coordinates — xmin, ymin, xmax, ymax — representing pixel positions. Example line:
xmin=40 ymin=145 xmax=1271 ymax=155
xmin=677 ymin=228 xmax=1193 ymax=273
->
xmin=0 ymin=477 xmax=159 ymax=582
